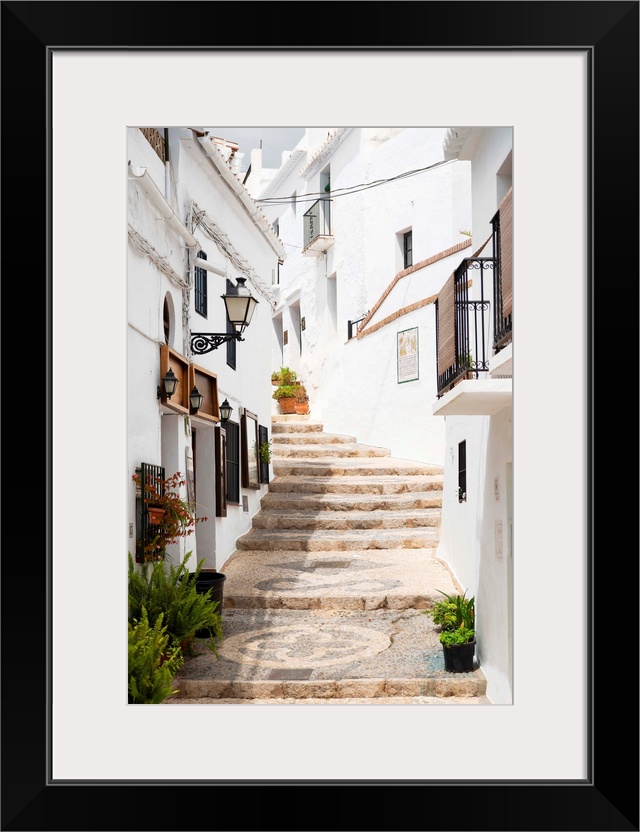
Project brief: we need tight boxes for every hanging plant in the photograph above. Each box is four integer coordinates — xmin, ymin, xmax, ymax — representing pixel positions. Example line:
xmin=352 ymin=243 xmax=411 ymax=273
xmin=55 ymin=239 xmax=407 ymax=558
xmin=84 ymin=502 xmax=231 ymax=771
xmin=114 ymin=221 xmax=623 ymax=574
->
xmin=133 ymin=471 xmax=209 ymax=562
xmin=259 ymin=440 xmax=272 ymax=465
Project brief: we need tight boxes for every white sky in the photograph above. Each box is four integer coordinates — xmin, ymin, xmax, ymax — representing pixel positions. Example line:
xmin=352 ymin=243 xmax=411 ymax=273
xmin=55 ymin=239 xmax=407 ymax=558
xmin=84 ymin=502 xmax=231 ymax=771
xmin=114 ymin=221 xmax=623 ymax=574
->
xmin=205 ymin=127 xmax=305 ymax=172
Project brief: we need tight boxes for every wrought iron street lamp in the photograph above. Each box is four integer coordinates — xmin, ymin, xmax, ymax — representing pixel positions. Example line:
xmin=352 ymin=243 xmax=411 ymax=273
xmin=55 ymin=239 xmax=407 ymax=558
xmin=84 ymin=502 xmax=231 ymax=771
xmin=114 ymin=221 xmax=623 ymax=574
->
xmin=191 ymin=277 xmax=258 ymax=355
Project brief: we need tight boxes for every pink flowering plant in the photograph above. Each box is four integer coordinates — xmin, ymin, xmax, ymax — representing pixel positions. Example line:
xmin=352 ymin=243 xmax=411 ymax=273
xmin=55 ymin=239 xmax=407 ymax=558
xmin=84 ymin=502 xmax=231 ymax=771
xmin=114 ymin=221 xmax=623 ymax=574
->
xmin=133 ymin=471 xmax=209 ymax=562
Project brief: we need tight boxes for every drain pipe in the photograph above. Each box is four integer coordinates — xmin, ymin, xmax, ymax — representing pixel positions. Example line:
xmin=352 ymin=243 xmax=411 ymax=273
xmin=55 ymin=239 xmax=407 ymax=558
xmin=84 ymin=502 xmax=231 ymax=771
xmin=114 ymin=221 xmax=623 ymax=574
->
xmin=164 ymin=128 xmax=171 ymax=202
xmin=195 ymin=256 xmax=227 ymax=277
xmin=128 ymin=163 xmax=198 ymax=249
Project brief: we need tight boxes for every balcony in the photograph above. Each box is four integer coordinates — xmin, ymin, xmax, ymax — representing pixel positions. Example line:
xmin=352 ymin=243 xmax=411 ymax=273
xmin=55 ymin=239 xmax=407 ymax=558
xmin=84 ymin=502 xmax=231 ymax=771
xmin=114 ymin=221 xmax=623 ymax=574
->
xmin=302 ymin=198 xmax=332 ymax=255
xmin=432 ymin=188 xmax=512 ymax=417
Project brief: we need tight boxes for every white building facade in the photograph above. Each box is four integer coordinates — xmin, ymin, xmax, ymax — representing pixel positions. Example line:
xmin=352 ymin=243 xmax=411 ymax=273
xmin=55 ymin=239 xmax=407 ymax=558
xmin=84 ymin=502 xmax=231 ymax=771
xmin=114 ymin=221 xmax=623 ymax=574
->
xmin=127 ymin=127 xmax=285 ymax=572
xmin=432 ymin=127 xmax=513 ymax=704
xmin=247 ymin=127 xmax=472 ymax=465
xmin=247 ymin=126 xmax=513 ymax=704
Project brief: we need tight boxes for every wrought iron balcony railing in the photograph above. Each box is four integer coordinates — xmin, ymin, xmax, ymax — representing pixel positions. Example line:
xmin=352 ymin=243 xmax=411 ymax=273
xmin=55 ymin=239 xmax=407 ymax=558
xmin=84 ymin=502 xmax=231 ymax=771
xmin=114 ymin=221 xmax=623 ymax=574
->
xmin=435 ymin=187 xmax=512 ymax=397
xmin=303 ymin=198 xmax=331 ymax=249
xmin=436 ymin=257 xmax=494 ymax=397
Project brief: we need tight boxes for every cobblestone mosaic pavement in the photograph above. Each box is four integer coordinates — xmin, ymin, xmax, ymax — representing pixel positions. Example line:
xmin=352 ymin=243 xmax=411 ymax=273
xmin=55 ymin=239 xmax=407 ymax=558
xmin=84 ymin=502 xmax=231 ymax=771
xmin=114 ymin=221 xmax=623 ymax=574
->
xmin=171 ymin=609 xmax=486 ymax=701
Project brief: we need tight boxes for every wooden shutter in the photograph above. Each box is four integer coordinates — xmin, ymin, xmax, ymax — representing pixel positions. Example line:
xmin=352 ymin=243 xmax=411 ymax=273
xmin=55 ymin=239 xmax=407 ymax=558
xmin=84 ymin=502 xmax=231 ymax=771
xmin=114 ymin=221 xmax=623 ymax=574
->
xmin=499 ymin=187 xmax=513 ymax=319
xmin=437 ymin=272 xmax=456 ymax=371
xmin=225 ymin=420 xmax=240 ymax=504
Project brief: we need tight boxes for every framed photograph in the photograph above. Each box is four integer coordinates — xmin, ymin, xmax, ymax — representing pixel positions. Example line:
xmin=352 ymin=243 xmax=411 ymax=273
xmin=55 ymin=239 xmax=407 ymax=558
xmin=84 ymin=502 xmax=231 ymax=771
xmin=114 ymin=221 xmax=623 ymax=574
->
xmin=16 ymin=1 xmax=638 ymax=830
xmin=241 ymin=409 xmax=260 ymax=489
xmin=214 ymin=425 xmax=227 ymax=518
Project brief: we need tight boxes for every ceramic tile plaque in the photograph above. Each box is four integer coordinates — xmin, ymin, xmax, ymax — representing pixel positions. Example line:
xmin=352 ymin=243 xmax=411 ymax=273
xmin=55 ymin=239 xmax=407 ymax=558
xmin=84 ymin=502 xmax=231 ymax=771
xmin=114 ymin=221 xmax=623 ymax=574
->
xmin=397 ymin=326 xmax=419 ymax=383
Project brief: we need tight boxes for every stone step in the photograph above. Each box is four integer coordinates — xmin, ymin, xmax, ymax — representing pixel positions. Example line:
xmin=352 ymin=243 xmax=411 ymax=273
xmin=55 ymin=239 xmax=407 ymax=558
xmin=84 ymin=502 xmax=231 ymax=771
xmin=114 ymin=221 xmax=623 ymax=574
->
xmin=235 ymin=527 xmax=440 ymax=551
xmin=272 ymin=459 xmax=444 ymax=477
xmin=169 ymin=608 xmax=486 ymax=702
xmin=166 ymin=695 xmax=490 ymax=705
xmin=271 ymin=432 xmax=357 ymax=445
xmin=272 ymin=443 xmax=391 ymax=459
xmin=271 ymin=420 xmax=324 ymax=433
xmin=251 ymin=508 xmax=442 ymax=531
xmin=260 ymin=491 xmax=443 ymax=511
xmin=266 ymin=474 xmax=444 ymax=495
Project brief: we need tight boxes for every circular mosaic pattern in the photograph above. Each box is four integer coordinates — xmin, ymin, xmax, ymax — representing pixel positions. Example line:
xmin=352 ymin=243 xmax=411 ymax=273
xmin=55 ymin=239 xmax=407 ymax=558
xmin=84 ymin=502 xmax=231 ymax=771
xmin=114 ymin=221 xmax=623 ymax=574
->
xmin=217 ymin=624 xmax=390 ymax=668
xmin=254 ymin=577 xmax=401 ymax=594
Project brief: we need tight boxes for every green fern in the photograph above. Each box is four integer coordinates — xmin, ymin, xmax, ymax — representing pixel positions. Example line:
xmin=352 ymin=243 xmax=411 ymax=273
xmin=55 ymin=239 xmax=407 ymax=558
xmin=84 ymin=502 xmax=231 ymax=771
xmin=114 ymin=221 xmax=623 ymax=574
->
xmin=128 ymin=552 xmax=223 ymax=656
xmin=128 ymin=608 xmax=184 ymax=704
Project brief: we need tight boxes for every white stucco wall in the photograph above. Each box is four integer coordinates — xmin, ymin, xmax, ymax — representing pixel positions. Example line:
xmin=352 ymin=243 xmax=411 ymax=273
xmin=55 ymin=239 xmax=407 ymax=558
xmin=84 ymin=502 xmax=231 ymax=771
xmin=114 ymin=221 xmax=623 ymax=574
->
xmin=320 ymin=307 xmax=446 ymax=464
xmin=464 ymin=128 xmax=513 ymax=249
xmin=435 ymin=404 xmax=513 ymax=704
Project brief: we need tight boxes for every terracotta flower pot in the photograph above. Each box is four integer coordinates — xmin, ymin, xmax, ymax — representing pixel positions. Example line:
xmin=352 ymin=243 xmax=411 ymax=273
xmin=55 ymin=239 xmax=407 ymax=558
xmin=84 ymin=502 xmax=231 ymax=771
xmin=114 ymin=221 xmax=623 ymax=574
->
xmin=294 ymin=403 xmax=309 ymax=414
xmin=147 ymin=507 xmax=166 ymax=525
xmin=278 ymin=397 xmax=296 ymax=414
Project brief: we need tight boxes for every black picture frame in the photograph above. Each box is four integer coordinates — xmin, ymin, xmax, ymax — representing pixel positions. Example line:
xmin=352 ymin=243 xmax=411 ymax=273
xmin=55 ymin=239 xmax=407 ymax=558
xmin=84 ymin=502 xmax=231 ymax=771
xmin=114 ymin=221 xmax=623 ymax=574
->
xmin=9 ymin=2 xmax=638 ymax=830
xmin=240 ymin=409 xmax=260 ymax=490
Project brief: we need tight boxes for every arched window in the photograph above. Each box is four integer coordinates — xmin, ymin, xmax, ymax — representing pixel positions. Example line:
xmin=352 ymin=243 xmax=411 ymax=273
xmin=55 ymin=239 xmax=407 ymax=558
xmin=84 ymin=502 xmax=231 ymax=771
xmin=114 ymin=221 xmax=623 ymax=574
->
xmin=163 ymin=293 xmax=175 ymax=346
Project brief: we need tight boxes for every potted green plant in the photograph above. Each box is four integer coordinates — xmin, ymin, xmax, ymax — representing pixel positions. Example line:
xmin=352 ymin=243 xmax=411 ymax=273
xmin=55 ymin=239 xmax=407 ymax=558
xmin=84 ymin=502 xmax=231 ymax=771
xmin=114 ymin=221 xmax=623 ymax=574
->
xmin=272 ymin=384 xmax=298 ymax=414
xmin=128 ymin=608 xmax=185 ymax=704
xmin=258 ymin=439 xmax=272 ymax=465
xmin=425 ymin=589 xmax=476 ymax=672
xmin=128 ymin=551 xmax=224 ymax=659
xmin=271 ymin=366 xmax=297 ymax=386
xmin=457 ymin=352 xmax=474 ymax=378
xmin=294 ymin=384 xmax=309 ymax=415
xmin=132 ymin=470 xmax=209 ymax=562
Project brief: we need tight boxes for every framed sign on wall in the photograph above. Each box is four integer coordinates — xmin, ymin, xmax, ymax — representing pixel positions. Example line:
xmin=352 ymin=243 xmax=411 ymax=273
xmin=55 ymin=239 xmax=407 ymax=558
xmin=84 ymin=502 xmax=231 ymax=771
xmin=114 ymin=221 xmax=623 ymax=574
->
xmin=397 ymin=326 xmax=419 ymax=383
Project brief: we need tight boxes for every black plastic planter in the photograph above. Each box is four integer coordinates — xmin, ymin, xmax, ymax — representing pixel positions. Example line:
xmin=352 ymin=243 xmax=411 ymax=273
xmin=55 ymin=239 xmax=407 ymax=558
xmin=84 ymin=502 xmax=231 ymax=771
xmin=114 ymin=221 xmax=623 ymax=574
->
xmin=192 ymin=569 xmax=226 ymax=609
xmin=184 ymin=569 xmax=226 ymax=637
xmin=442 ymin=640 xmax=475 ymax=672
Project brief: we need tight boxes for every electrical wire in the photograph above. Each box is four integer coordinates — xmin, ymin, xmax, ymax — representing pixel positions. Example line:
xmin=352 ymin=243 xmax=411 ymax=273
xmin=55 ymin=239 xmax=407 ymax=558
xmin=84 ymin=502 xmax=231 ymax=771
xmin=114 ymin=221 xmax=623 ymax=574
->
xmin=127 ymin=224 xmax=189 ymax=289
xmin=255 ymin=159 xmax=455 ymax=206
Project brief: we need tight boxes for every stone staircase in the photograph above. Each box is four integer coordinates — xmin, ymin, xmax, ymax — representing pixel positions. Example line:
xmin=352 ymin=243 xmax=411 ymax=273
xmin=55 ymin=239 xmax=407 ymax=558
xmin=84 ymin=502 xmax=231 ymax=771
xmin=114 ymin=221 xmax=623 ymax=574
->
xmin=240 ymin=422 xmax=443 ymax=553
xmin=169 ymin=416 xmax=489 ymax=704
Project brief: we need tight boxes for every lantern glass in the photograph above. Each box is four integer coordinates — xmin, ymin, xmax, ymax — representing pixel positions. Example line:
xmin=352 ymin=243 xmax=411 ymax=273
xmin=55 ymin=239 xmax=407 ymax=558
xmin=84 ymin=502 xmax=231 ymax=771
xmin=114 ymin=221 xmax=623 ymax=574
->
xmin=190 ymin=386 xmax=203 ymax=412
xmin=163 ymin=368 xmax=178 ymax=397
xmin=219 ymin=399 xmax=232 ymax=422
xmin=222 ymin=277 xmax=258 ymax=332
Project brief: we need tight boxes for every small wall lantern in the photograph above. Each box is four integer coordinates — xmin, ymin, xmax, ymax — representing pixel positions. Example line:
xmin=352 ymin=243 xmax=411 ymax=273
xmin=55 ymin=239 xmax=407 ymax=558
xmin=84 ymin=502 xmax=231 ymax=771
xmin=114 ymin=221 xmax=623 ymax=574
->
xmin=219 ymin=398 xmax=233 ymax=422
xmin=157 ymin=367 xmax=178 ymax=399
xmin=189 ymin=385 xmax=204 ymax=414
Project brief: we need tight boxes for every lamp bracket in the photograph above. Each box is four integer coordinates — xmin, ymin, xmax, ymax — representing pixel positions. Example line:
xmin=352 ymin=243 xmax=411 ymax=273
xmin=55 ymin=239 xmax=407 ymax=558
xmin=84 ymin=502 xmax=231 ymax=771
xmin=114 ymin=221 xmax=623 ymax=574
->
xmin=190 ymin=332 xmax=244 ymax=355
